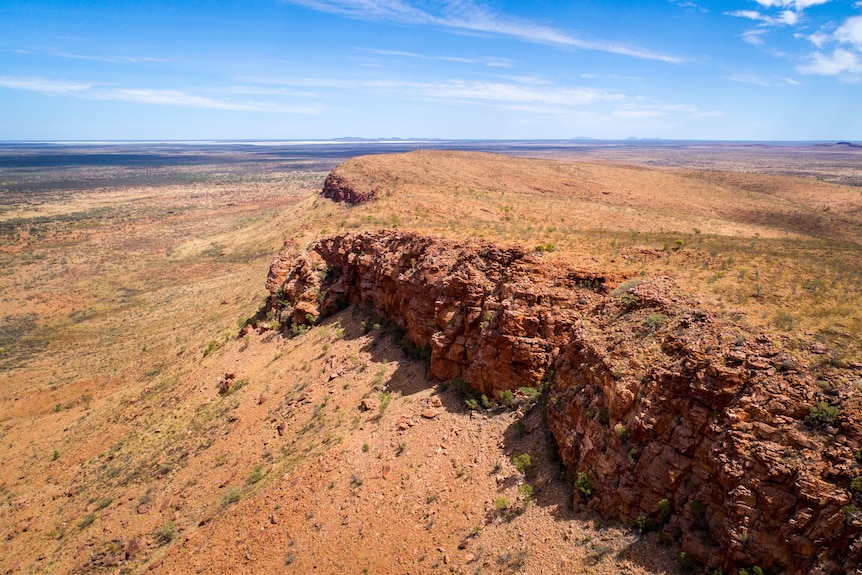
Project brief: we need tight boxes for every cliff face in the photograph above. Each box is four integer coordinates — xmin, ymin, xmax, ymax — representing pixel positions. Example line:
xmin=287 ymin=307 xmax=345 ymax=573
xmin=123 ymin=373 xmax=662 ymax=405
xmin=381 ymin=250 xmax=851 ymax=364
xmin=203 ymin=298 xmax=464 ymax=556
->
xmin=265 ymin=230 xmax=862 ymax=574
xmin=321 ymin=172 xmax=377 ymax=204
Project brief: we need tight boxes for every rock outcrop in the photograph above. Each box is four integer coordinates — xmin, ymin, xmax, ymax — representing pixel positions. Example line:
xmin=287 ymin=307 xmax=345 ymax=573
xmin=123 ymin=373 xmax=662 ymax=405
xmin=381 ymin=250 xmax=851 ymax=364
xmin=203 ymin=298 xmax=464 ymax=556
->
xmin=265 ymin=230 xmax=862 ymax=574
xmin=322 ymin=172 xmax=376 ymax=204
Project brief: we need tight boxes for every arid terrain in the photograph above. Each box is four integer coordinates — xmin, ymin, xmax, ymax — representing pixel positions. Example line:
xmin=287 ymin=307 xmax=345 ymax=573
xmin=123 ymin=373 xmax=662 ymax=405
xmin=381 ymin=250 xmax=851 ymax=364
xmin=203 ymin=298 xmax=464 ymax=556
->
xmin=1 ymin=141 xmax=861 ymax=574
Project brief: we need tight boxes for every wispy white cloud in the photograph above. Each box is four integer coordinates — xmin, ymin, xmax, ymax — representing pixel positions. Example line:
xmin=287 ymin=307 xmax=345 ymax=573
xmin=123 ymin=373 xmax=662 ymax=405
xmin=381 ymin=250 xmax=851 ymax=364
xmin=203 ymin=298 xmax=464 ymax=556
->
xmin=226 ymin=86 xmax=319 ymax=97
xmin=366 ymin=79 xmax=626 ymax=106
xmin=188 ymin=72 xmax=716 ymax=127
xmin=239 ymin=76 xmax=354 ymax=89
xmin=726 ymin=9 xmax=798 ymax=26
xmin=0 ymin=75 xmax=324 ymax=113
xmin=796 ymin=14 xmax=862 ymax=80
xmin=581 ymin=73 xmax=645 ymax=80
xmin=798 ymin=48 xmax=862 ymax=76
xmin=356 ymin=47 xmax=514 ymax=67
xmin=754 ymin=0 xmax=831 ymax=9
xmin=668 ymin=1 xmax=708 ymax=13
xmin=612 ymin=102 xmax=720 ymax=120
xmin=742 ymin=28 xmax=768 ymax=45
xmin=726 ymin=1 xmax=862 ymax=82
xmin=0 ymin=75 xmax=92 ymax=94
xmin=104 ymin=89 xmax=324 ymax=113
xmin=53 ymin=51 xmax=166 ymax=64
xmin=835 ymin=15 xmax=862 ymax=48
xmin=796 ymin=31 xmax=831 ymax=48
xmin=724 ymin=73 xmax=778 ymax=86
xmin=282 ymin=0 xmax=682 ymax=63
xmin=487 ymin=75 xmax=551 ymax=85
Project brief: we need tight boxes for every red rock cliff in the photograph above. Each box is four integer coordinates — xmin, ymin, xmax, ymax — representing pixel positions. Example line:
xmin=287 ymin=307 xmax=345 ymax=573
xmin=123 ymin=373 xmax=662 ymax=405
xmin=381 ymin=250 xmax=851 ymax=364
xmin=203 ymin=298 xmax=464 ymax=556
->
xmin=266 ymin=230 xmax=862 ymax=574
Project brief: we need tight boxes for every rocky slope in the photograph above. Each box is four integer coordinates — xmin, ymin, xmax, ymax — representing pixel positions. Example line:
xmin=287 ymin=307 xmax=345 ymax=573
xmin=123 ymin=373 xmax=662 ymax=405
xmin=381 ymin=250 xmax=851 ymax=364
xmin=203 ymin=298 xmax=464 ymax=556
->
xmin=266 ymin=229 xmax=862 ymax=574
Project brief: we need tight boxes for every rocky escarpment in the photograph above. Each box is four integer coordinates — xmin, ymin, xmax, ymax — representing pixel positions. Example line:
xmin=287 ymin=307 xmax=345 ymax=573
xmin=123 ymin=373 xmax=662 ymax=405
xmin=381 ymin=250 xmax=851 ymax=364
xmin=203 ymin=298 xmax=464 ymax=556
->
xmin=265 ymin=230 xmax=862 ymax=574
xmin=321 ymin=171 xmax=377 ymax=204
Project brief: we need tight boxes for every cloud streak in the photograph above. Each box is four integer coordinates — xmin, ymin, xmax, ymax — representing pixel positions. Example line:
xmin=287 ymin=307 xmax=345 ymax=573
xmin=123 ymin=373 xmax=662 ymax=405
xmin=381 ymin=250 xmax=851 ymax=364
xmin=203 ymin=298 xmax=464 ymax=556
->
xmin=0 ymin=76 xmax=92 ymax=94
xmin=0 ymin=76 xmax=324 ymax=113
xmin=356 ymin=47 xmax=514 ymax=67
xmin=367 ymin=79 xmax=626 ymax=107
xmin=53 ymin=51 xmax=166 ymax=64
xmin=0 ymin=71 xmax=719 ymax=129
xmin=283 ymin=0 xmax=682 ymax=63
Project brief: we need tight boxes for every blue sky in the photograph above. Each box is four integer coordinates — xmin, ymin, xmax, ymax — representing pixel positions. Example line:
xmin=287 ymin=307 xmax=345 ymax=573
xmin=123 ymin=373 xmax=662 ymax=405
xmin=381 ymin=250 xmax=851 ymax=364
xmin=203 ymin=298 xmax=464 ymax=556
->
xmin=1 ymin=0 xmax=860 ymax=140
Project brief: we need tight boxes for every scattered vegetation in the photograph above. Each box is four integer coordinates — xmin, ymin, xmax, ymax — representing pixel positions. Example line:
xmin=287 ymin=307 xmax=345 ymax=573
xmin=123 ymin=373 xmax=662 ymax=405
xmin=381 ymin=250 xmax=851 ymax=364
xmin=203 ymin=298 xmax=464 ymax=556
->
xmin=634 ymin=514 xmax=653 ymax=534
xmin=511 ymin=453 xmax=532 ymax=474
xmin=576 ymin=471 xmax=595 ymax=498
xmin=202 ymin=340 xmax=221 ymax=357
xmin=645 ymin=313 xmax=667 ymax=332
xmin=247 ymin=464 xmax=264 ymax=485
xmin=805 ymin=401 xmax=841 ymax=428
xmin=518 ymin=483 xmax=534 ymax=507
xmin=222 ymin=489 xmax=241 ymax=506
xmin=378 ymin=391 xmax=393 ymax=417
xmin=154 ymin=521 xmax=176 ymax=545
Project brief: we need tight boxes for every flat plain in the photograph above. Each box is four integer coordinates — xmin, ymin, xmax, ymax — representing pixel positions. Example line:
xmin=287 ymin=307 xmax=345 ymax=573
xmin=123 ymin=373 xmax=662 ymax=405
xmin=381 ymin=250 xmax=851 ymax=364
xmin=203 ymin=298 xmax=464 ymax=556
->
xmin=1 ymin=141 xmax=861 ymax=574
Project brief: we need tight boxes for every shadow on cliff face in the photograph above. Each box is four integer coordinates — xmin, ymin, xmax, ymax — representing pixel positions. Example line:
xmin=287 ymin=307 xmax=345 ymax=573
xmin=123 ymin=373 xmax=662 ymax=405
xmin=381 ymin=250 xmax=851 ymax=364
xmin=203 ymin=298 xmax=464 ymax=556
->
xmin=245 ymin=303 xmax=681 ymax=574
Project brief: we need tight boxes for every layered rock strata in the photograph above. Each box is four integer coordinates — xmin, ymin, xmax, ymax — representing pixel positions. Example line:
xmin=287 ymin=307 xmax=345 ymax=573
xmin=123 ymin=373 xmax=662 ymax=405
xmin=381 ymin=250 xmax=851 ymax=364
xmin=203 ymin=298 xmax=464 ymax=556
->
xmin=265 ymin=230 xmax=862 ymax=574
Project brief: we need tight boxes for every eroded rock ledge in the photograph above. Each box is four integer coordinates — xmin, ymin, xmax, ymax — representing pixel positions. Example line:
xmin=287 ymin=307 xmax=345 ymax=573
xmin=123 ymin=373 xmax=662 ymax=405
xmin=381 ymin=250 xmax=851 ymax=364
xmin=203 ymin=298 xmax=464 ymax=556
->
xmin=322 ymin=172 xmax=376 ymax=204
xmin=265 ymin=230 xmax=862 ymax=574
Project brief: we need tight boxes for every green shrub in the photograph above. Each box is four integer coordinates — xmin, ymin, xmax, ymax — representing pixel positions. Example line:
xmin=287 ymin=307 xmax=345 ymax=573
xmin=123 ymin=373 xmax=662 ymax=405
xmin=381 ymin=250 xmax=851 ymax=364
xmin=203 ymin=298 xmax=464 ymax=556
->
xmin=222 ymin=489 xmax=241 ymax=506
xmin=576 ymin=471 xmax=594 ymax=497
xmin=378 ymin=391 xmax=392 ymax=416
xmin=290 ymin=323 xmax=308 ymax=336
xmin=495 ymin=497 xmax=509 ymax=511
xmin=247 ymin=465 xmax=264 ymax=485
xmin=634 ymin=514 xmax=653 ymax=534
xmin=154 ymin=521 xmax=176 ymax=545
xmin=518 ymin=483 xmax=534 ymax=506
xmin=202 ymin=340 xmax=220 ymax=357
xmin=658 ymin=498 xmax=671 ymax=522
xmin=511 ymin=453 xmax=532 ymax=473
xmin=645 ymin=313 xmax=667 ymax=332
xmin=619 ymin=293 xmax=639 ymax=311
xmin=611 ymin=278 xmax=642 ymax=296
xmin=805 ymin=401 xmax=840 ymax=428
xmin=498 ymin=389 xmax=515 ymax=407
xmin=614 ymin=423 xmax=631 ymax=441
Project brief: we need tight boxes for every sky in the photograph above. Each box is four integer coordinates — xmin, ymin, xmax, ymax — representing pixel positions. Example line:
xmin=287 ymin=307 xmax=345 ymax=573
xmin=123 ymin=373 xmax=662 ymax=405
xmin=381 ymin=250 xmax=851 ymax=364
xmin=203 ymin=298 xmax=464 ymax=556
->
xmin=1 ymin=0 xmax=861 ymax=140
